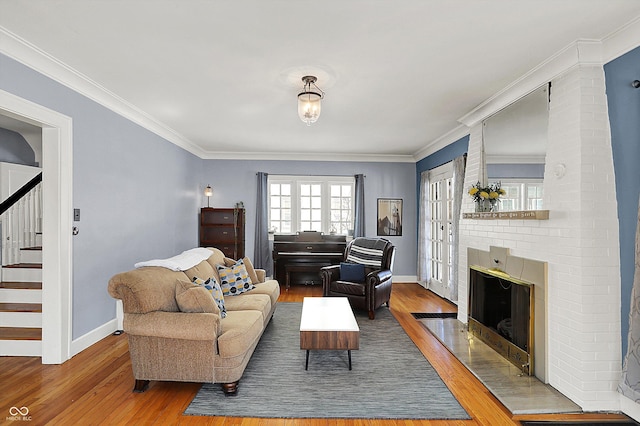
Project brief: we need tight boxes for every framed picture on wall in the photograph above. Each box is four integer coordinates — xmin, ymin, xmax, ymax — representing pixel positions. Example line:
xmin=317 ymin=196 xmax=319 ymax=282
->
xmin=377 ymin=198 xmax=402 ymax=236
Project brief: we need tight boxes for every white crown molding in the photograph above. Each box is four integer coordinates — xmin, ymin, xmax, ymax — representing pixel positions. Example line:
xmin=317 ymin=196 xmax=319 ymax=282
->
xmin=602 ymin=15 xmax=640 ymax=64
xmin=456 ymin=13 xmax=640 ymax=130
xmin=201 ymin=150 xmax=417 ymax=163
xmin=458 ymin=39 xmax=603 ymax=128
xmin=412 ymin=124 xmax=470 ymax=162
xmin=0 ymin=26 xmax=207 ymax=159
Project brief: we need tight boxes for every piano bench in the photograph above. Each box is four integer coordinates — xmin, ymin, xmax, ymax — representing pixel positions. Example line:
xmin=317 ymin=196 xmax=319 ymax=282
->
xmin=285 ymin=263 xmax=331 ymax=289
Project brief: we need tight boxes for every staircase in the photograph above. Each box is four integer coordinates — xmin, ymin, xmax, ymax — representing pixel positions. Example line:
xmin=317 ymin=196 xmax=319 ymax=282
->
xmin=0 ymin=238 xmax=42 ymax=356
xmin=0 ymin=168 xmax=43 ymax=357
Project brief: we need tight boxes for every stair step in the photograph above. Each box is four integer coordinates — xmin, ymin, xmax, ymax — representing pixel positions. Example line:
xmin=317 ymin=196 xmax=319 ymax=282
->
xmin=19 ymin=248 xmax=42 ymax=264
xmin=0 ymin=311 xmax=41 ymax=327
xmin=0 ymin=327 xmax=41 ymax=340
xmin=0 ymin=338 xmax=42 ymax=355
xmin=0 ymin=303 xmax=42 ymax=313
xmin=4 ymin=263 xmax=42 ymax=269
xmin=1 ymin=267 xmax=42 ymax=282
xmin=0 ymin=281 xmax=42 ymax=290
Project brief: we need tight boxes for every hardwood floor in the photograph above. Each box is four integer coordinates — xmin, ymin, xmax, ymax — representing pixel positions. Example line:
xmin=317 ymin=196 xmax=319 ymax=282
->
xmin=0 ymin=283 xmax=632 ymax=425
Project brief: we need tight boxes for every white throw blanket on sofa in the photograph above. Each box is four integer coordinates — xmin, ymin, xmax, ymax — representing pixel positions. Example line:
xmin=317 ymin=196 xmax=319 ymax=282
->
xmin=134 ymin=247 xmax=213 ymax=271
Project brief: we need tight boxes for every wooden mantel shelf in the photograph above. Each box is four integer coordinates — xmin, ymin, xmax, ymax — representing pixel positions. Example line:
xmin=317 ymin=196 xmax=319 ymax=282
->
xmin=463 ymin=209 xmax=549 ymax=220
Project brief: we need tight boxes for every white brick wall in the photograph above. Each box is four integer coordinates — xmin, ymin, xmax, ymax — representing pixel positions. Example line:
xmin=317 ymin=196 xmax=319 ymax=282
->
xmin=458 ymin=65 xmax=622 ymax=411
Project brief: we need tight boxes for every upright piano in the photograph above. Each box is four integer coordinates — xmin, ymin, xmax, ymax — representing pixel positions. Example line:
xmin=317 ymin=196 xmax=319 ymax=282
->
xmin=272 ymin=231 xmax=347 ymax=288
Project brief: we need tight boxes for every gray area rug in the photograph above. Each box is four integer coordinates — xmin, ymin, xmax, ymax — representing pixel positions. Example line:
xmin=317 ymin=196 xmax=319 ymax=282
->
xmin=185 ymin=302 xmax=470 ymax=420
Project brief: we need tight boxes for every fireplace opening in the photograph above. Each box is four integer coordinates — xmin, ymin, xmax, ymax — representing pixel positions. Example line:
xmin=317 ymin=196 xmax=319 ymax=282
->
xmin=469 ymin=266 xmax=534 ymax=375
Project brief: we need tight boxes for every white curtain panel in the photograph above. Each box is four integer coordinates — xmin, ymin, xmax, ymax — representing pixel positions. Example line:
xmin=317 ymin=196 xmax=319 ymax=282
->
xmin=449 ymin=154 xmax=467 ymax=302
xmin=417 ymin=170 xmax=431 ymax=284
xmin=619 ymin=198 xmax=640 ymax=401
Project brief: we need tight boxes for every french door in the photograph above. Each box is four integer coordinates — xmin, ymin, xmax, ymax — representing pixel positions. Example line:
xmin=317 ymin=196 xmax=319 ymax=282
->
xmin=428 ymin=163 xmax=454 ymax=300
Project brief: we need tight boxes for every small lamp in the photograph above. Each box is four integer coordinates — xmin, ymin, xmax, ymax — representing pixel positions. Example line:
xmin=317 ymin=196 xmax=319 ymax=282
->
xmin=204 ymin=185 xmax=213 ymax=208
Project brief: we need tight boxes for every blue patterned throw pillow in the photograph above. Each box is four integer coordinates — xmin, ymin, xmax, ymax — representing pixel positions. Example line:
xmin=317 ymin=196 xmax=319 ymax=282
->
xmin=192 ymin=276 xmax=226 ymax=318
xmin=216 ymin=258 xmax=255 ymax=296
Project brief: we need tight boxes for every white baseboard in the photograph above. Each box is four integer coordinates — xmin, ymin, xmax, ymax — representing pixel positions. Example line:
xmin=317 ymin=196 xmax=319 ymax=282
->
xmin=620 ymin=393 xmax=640 ymax=422
xmin=393 ymin=275 xmax=417 ymax=283
xmin=70 ymin=318 xmax=119 ymax=357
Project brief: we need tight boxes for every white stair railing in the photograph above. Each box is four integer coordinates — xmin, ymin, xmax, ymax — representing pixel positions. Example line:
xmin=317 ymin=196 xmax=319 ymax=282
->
xmin=1 ymin=182 xmax=42 ymax=267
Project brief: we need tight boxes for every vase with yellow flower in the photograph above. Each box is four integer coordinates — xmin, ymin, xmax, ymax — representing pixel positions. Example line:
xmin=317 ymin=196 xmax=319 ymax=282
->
xmin=468 ymin=181 xmax=505 ymax=212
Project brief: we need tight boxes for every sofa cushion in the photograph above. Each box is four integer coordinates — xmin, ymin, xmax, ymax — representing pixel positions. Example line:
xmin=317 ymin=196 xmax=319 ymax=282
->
xmin=223 ymin=293 xmax=271 ymax=322
xmin=240 ymin=257 xmax=260 ymax=284
xmin=249 ymin=280 xmax=281 ymax=307
xmin=192 ymin=276 xmax=226 ymax=318
xmin=217 ymin=259 xmax=255 ymax=296
xmin=183 ymin=258 xmax=217 ymax=283
xmin=217 ymin=310 xmax=263 ymax=359
xmin=175 ymin=279 xmax=219 ymax=314
xmin=204 ymin=247 xmax=227 ymax=271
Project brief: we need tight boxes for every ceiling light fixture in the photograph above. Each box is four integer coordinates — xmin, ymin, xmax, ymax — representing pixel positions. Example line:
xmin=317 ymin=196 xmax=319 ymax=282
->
xmin=297 ymin=75 xmax=324 ymax=126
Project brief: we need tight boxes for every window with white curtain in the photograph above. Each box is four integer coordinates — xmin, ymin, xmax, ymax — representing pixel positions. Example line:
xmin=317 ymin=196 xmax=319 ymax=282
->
xmin=268 ymin=175 xmax=354 ymax=234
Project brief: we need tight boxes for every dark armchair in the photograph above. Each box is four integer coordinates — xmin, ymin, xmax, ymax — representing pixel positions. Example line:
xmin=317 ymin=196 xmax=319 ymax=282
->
xmin=320 ymin=237 xmax=395 ymax=319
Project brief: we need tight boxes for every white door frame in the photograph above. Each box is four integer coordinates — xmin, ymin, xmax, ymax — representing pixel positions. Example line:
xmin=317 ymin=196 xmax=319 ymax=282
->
xmin=0 ymin=88 xmax=73 ymax=364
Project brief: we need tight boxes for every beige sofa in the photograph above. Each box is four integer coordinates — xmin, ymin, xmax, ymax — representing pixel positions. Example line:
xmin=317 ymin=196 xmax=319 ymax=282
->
xmin=107 ymin=247 xmax=280 ymax=395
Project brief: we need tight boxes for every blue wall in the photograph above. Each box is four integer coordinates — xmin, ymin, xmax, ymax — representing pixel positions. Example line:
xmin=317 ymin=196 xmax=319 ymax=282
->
xmin=415 ymin=136 xmax=469 ymax=211
xmin=604 ymin=46 xmax=640 ymax=357
xmin=0 ymin=53 xmax=201 ymax=339
xmin=0 ymin=127 xmax=37 ymax=166
xmin=200 ymin=159 xmax=417 ymax=276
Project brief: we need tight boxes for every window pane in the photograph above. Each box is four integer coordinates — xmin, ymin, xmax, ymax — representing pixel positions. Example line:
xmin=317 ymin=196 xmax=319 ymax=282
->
xmin=311 ymin=184 xmax=321 ymax=196
xmin=271 ymin=196 xmax=281 ymax=208
xmin=311 ymin=197 xmax=321 ymax=208
xmin=301 ymin=184 xmax=310 ymax=196
xmin=270 ymin=184 xmax=280 ymax=195
xmin=281 ymin=184 xmax=291 ymax=196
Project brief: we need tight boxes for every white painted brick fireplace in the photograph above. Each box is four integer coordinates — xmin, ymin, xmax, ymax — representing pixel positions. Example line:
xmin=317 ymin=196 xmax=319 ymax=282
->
xmin=458 ymin=64 xmax=622 ymax=411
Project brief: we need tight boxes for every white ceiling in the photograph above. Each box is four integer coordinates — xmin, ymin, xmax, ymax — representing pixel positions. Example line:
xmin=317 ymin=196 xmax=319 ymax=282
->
xmin=1 ymin=1 xmax=640 ymax=162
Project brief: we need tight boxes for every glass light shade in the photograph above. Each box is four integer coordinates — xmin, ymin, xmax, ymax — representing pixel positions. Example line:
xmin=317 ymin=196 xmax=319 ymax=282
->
xmin=298 ymin=91 xmax=322 ymax=126
xmin=204 ymin=185 xmax=213 ymax=197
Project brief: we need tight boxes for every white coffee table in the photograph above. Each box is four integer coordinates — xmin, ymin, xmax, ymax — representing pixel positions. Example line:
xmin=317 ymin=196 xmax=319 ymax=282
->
xmin=299 ymin=297 xmax=360 ymax=370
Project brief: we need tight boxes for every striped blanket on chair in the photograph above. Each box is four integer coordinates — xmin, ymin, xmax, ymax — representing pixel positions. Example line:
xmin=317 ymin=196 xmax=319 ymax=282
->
xmin=346 ymin=238 xmax=388 ymax=268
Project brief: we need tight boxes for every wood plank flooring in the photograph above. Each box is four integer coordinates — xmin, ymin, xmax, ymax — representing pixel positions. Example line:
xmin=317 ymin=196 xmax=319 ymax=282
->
xmin=0 ymin=283 xmax=632 ymax=425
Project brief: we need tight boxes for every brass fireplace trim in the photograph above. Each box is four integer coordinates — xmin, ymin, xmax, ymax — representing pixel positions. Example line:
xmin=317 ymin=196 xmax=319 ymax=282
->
xmin=469 ymin=318 xmax=532 ymax=375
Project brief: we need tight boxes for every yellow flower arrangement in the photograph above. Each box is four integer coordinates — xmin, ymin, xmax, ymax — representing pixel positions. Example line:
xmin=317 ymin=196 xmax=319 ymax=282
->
xmin=468 ymin=181 xmax=505 ymax=211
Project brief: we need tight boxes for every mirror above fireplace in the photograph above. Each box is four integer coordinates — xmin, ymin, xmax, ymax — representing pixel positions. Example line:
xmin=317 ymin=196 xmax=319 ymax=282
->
xmin=482 ymin=84 xmax=549 ymax=211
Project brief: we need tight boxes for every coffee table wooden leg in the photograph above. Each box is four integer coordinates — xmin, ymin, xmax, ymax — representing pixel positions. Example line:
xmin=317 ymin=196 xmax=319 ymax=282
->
xmin=348 ymin=350 xmax=352 ymax=370
xmin=305 ymin=350 xmax=309 ymax=370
